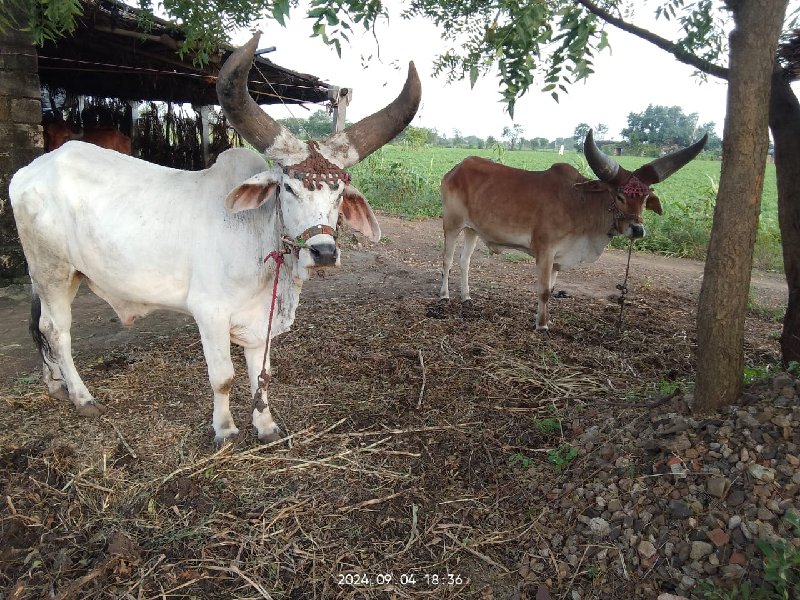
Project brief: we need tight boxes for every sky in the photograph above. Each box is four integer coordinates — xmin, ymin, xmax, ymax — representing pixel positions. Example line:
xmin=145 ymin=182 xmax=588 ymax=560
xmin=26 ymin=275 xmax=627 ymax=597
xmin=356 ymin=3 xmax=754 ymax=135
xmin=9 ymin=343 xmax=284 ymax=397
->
xmin=236 ymin=5 xmax=733 ymax=142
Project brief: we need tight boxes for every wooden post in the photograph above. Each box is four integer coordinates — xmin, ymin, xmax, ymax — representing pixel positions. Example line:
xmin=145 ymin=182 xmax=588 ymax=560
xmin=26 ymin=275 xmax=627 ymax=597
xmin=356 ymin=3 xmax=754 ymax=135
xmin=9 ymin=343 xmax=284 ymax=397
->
xmin=128 ymin=100 xmax=141 ymax=156
xmin=198 ymin=105 xmax=211 ymax=167
xmin=328 ymin=87 xmax=351 ymax=133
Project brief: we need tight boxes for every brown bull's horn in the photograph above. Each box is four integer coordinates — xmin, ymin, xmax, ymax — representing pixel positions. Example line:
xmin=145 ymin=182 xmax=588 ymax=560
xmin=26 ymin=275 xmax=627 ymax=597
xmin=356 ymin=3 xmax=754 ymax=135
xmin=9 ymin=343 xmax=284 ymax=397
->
xmin=584 ymin=129 xmax=629 ymax=185
xmin=633 ymin=133 xmax=709 ymax=185
xmin=320 ymin=62 xmax=422 ymax=168
xmin=216 ymin=32 xmax=306 ymax=159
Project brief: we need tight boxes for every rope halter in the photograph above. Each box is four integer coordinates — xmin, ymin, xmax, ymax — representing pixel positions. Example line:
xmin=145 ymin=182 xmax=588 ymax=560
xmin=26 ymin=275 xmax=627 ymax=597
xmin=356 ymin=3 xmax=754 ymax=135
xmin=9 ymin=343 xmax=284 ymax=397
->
xmin=279 ymin=140 xmax=350 ymax=253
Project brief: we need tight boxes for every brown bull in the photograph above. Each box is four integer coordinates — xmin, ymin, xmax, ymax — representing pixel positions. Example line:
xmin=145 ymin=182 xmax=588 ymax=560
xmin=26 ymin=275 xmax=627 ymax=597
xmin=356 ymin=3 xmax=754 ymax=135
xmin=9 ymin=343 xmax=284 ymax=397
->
xmin=439 ymin=130 xmax=707 ymax=330
xmin=44 ymin=121 xmax=132 ymax=154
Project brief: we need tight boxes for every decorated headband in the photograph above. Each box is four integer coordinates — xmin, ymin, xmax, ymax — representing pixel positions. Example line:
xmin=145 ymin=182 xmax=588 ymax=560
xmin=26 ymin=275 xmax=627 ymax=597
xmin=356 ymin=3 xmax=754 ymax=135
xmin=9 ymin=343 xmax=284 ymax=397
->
xmin=622 ymin=175 xmax=653 ymax=198
xmin=282 ymin=140 xmax=351 ymax=190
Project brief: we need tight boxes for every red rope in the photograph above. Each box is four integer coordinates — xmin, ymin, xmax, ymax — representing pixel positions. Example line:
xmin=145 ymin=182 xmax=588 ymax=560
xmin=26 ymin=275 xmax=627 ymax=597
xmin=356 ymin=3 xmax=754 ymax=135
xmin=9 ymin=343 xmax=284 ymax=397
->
xmin=258 ymin=250 xmax=285 ymax=391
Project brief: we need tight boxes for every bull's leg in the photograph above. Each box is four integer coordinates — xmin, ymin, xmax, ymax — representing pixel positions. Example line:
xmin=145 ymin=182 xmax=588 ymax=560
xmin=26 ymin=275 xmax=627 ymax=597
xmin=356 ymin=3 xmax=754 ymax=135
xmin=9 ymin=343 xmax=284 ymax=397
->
xmin=243 ymin=344 xmax=283 ymax=443
xmin=33 ymin=292 xmax=68 ymax=401
xmin=439 ymin=224 xmax=461 ymax=299
xmin=459 ymin=228 xmax=480 ymax=301
xmin=534 ymin=254 xmax=556 ymax=331
xmin=550 ymin=269 xmax=560 ymax=295
xmin=195 ymin=316 xmax=239 ymax=443
xmin=34 ymin=280 xmax=106 ymax=416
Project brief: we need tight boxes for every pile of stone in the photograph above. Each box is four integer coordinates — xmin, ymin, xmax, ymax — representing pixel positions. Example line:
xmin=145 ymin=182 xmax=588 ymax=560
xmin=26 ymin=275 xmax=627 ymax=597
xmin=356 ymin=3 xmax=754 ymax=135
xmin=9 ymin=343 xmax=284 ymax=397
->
xmin=519 ymin=374 xmax=799 ymax=599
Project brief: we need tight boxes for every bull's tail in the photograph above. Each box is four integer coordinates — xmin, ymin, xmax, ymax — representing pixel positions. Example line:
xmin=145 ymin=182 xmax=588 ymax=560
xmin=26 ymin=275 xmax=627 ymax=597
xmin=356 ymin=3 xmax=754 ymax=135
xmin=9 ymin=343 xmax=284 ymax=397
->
xmin=29 ymin=291 xmax=53 ymax=360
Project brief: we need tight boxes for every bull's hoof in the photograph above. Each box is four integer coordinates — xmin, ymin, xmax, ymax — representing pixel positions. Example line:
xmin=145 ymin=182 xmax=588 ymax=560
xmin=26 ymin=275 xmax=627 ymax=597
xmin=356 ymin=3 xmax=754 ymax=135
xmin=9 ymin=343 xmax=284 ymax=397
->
xmin=48 ymin=384 xmax=70 ymax=402
xmin=256 ymin=424 xmax=284 ymax=444
xmin=214 ymin=429 xmax=240 ymax=448
xmin=461 ymin=299 xmax=480 ymax=320
xmin=426 ymin=298 xmax=450 ymax=319
xmin=76 ymin=400 xmax=107 ymax=417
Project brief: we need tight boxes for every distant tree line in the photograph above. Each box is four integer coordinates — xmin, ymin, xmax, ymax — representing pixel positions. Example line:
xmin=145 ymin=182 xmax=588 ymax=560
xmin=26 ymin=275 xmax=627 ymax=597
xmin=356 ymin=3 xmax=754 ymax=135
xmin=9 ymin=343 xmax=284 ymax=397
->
xmin=279 ymin=104 xmax=724 ymax=157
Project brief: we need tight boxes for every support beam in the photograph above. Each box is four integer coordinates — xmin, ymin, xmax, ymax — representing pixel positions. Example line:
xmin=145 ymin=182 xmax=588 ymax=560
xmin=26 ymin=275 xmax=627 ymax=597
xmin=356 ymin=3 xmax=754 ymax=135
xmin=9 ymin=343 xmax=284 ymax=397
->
xmin=328 ymin=86 xmax=351 ymax=133
xmin=128 ymin=100 xmax=141 ymax=156
xmin=198 ymin=105 xmax=212 ymax=167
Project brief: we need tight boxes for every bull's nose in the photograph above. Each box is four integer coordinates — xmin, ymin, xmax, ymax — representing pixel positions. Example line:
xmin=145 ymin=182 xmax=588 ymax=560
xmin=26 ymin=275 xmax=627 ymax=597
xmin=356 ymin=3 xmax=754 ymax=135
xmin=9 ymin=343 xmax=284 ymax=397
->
xmin=629 ymin=224 xmax=645 ymax=239
xmin=309 ymin=242 xmax=337 ymax=266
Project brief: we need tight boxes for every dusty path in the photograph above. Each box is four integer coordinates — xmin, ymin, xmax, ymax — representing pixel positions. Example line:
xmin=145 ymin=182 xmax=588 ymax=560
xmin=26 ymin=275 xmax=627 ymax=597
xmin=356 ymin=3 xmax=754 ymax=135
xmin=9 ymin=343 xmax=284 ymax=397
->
xmin=0 ymin=214 xmax=787 ymax=384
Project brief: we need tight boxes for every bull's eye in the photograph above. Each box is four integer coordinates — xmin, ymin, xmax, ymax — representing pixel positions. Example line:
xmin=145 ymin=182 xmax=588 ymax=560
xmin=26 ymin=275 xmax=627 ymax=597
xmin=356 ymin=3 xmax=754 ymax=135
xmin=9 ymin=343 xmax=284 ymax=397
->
xmin=616 ymin=194 xmax=625 ymax=204
xmin=283 ymin=183 xmax=294 ymax=194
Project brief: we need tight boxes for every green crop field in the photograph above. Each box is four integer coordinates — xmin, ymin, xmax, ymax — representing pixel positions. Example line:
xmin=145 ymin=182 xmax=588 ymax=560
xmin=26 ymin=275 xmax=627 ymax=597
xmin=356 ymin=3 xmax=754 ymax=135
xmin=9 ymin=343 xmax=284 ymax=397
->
xmin=350 ymin=145 xmax=781 ymax=272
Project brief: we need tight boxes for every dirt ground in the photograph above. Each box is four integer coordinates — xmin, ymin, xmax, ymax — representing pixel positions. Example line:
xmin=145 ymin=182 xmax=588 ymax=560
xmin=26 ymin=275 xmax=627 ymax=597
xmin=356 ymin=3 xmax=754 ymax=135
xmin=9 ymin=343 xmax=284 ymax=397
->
xmin=0 ymin=215 xmax=787 ymax=384
xmin=0 ymin=214 xmax=791 ymax=599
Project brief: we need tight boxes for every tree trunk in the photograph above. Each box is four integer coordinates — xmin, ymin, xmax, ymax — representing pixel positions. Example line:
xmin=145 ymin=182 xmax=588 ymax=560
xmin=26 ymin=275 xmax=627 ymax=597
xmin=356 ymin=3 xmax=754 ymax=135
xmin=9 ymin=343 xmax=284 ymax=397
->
xmin=0 ymin=16 xmax=43 ymax=284
xmin=694 ymin=0 xmax=787 ymax=413
xmin=769 ymin=68 xmax=800 ymax=365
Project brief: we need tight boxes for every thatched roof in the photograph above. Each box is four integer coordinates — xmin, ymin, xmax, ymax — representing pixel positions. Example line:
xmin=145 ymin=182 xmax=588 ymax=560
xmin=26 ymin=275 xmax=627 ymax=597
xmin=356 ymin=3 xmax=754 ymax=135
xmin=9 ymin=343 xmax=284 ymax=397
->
xmin=37 ymin=0 xmax=335 ymax=106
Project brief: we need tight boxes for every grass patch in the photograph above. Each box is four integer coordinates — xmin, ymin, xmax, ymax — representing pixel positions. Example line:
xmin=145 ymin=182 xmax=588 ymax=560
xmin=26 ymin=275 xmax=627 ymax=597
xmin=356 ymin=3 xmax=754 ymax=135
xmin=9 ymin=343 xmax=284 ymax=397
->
xmin=748 ymin=292 xmax=785 ymax=322
xmin=501 ymin=251 xmax=533 ymax=263
xmin=547 ymin=444 xmax=578 ymax=474
xmin=743 ymin=364 xmax=774 ymax=385
xmin=533 ymin=417 xmax=562 ymax=436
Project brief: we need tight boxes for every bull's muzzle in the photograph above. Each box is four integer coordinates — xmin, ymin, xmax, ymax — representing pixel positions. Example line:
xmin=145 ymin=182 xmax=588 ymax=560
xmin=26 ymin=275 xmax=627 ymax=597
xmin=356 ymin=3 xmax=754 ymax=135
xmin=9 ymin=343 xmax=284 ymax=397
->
xmin=308 ymin=242 xmax=338 ymax=266
xmin=629 ymin=223 xmax=645 ymax=239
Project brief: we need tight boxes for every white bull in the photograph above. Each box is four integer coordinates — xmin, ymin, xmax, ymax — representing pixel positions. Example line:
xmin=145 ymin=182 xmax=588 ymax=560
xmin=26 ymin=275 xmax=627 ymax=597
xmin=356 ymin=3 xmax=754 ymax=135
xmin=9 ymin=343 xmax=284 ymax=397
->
xmin=10 ymin=33 xmax=421 ymax=443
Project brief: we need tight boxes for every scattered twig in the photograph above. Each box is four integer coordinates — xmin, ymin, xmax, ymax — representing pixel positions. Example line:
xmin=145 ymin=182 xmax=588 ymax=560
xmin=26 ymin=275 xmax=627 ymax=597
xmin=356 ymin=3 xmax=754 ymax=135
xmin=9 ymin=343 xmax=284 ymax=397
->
xmin=229 ymin=563 xmax=274 ymax=600
xmin=417 ymin=349 xmax=426 ymax=409
xmin=442 ymin=531 xmax=509 ymax=573
xmin=602 ymin=387 xmax=683 ymax=408
xmin=561 ymin=545 xmax=590 ymax=600
xmin=53 ymin=558 xmax=111 ymax=600
xmin=327 ymin=423 xmax=480 ymax=438
xmin=338 ymin=490 xmax=408 ymax=512
xmin=105 ymin=417 xmax=138 ymax=459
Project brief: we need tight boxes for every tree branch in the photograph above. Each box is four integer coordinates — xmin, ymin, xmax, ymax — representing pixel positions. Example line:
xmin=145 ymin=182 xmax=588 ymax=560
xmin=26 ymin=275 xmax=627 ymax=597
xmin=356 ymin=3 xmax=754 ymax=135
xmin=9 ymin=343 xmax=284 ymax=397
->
xmin=574 ymin=0 xmax=729 ymax=81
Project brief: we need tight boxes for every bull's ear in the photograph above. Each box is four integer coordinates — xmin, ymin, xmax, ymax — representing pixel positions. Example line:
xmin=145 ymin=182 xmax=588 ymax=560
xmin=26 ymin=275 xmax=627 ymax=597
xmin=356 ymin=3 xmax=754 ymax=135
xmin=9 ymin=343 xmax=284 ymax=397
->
xmin=574 ymin=180 xmax=610 ymax=193
xmin=224 ymin=173 xmax=279 ymax=213
xmin=341 ymin=185 xmax=381 ymax=243
xmin=646 ymin=193 xmax=663 ymax=215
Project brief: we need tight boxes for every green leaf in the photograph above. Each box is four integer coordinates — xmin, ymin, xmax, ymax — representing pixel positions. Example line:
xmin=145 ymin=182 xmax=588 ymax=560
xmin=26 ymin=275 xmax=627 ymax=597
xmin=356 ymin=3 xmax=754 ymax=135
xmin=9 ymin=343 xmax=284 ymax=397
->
xmin=469 ymin=65 xmax=478 ymax=88
xmin=272 ymin=0 xmax=290 ymax=27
